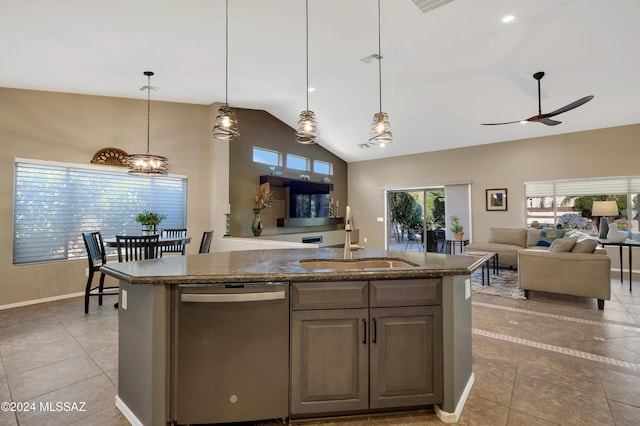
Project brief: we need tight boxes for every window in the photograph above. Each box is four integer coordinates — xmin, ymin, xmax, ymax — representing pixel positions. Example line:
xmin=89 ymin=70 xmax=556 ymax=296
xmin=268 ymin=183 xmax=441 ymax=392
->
xmin=13 ymin=159 xmax=187 ymax=265
xmin=286 ymin=154 xmax=309 ymax=171
xmin=252 ymin=146 xmax=281 ymax=166
xmin=313 ymin=160 xmax=333 ymax=175
xmin=525 ymin=177 xmax=639 ymax=232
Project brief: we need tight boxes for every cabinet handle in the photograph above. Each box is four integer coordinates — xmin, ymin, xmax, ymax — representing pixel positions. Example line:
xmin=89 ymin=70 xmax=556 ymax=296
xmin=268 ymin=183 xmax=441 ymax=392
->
xmin=362 ymin=319 xmax=367 ymax=344
xmin=372 ymin=318 xmax=377 ymax=343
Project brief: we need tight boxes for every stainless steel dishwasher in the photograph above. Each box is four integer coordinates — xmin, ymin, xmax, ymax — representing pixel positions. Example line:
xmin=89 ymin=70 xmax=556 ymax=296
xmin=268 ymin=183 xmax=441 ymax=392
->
xmin=172 ymin=282 xmax=289 ymax=425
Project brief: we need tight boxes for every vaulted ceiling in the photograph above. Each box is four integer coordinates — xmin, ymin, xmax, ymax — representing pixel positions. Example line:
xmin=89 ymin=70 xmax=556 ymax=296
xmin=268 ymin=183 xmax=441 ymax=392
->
xmin=2 ymin=0 xmax=639 ymax=162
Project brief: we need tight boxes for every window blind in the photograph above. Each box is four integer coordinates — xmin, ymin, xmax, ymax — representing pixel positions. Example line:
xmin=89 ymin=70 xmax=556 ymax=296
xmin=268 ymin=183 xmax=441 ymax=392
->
xmin=525 ymin=176 xmax=640 ymax=197
xmin=13 ymin=159 xmax=187 ymax=265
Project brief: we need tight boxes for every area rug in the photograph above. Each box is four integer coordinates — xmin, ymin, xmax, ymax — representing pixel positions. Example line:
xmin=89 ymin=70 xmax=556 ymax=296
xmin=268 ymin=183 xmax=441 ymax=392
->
xmin=470 ymin=267 xmax=526 ymax=300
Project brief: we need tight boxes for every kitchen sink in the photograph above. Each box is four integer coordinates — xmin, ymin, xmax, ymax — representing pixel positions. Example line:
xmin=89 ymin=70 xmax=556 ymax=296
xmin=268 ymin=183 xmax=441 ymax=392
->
xmin=300 ymin=258 xmax=417 ymax=270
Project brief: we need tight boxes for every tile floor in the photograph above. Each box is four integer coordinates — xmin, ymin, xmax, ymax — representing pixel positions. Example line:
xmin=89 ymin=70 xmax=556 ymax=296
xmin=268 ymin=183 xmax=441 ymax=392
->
xmin=0 ymin=277 xmax=639 ymax=425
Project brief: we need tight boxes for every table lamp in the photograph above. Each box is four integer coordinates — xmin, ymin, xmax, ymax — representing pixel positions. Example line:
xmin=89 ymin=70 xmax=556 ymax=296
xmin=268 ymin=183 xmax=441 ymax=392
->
xmin=592 ymin=200 xmax=618 ymax=238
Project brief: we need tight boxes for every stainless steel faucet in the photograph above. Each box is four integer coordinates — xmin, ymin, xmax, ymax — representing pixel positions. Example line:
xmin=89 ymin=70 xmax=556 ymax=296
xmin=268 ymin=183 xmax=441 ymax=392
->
xmin=344 ymin=205 xmax=353 ymax=259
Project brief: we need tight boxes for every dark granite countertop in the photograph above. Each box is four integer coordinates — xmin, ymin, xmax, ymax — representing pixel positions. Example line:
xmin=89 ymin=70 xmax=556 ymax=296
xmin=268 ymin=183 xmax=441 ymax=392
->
xmin=100 ymin=248 xmax=483 ymax=285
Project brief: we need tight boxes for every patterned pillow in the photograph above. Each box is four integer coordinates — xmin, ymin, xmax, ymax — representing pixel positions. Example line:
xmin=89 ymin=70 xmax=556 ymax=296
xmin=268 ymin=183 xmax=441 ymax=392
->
xmin=536 ymin=228 xmax=566 ymax=247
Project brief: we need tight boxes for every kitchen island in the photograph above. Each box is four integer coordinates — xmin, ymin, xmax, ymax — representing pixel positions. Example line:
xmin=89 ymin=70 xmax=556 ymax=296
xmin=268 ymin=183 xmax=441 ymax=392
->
xmin=101 ymin=248 xmax=481 ymax=425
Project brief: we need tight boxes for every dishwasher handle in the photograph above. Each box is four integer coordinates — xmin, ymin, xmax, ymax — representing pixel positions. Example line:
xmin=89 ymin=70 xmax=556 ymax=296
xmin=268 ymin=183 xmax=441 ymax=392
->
xmin=181 ymin=291 xmax=286 ymax=303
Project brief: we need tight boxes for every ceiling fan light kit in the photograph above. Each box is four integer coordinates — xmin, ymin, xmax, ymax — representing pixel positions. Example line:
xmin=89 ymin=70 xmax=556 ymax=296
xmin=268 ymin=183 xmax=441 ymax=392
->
xmin=481 ymin=71 xmax=594 ymax=127
xmin=213 ymin=0 xmax=240 ymax=141
xmin=127 ymin=71 xmax=169 ymax=176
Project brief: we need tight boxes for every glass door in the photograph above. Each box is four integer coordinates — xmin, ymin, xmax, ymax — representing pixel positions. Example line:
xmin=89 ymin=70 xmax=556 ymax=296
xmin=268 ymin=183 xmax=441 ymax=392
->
xmin=387 ymin=189 xmax=445 ymax=252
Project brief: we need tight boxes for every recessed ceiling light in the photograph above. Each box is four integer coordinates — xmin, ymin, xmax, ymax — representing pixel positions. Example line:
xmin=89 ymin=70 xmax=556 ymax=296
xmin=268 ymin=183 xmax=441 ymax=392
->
xmin=308 ymin=87 xmax=315 ymax=92
xmin=502 ymin=15 xmax=515 ymax=23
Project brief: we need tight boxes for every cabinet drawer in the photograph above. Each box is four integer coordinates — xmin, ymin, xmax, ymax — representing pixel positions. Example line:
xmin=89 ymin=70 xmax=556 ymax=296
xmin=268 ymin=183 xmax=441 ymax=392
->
xmin=370 ymin=279 xmax=441 ymax=307
xmin=292 ymin=281 xmax=368 ymax=310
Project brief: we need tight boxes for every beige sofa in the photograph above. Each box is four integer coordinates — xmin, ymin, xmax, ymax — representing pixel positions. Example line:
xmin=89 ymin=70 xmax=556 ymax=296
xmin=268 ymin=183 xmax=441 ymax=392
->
xmin=467 ymin=227 xmax=611 ymax=309
xmin=465 ymin=227 xmax=544 ymax=267
xmin=518 ymin=247 xmax=611 ymax=309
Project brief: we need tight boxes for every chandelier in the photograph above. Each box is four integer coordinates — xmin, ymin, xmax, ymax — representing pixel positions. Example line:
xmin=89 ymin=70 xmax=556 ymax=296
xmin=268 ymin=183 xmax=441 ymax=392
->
xmin=295 ymin=0 xmax=319 ymax=144
xmin=368 ymin=0 xmax=393 ymax=146
xmin=127 ymin=71 xmax=169 ymax=175
xmin=212 ymin=0 xmax=240 ymax=140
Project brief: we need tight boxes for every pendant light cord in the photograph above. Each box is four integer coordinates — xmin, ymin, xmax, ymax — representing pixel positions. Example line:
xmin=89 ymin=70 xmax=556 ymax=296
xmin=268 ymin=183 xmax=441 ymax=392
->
xmin=146 ymin=72 xmax=151 ymax=154
xmin=225 ymin=0 xmax=229 ymax=107
xmin=378 ymin=0 xmax=383 ymax=113
xmin=305 ymin=0 xmax=310 ymax=111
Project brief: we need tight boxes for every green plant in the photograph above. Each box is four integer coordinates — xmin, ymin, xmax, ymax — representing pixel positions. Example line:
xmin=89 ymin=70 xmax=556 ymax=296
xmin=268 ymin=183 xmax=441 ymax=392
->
xmin=450 ymin=214 xmax=464 ymax=233
xmin=134 ymin=211 xmax=166 ymax=225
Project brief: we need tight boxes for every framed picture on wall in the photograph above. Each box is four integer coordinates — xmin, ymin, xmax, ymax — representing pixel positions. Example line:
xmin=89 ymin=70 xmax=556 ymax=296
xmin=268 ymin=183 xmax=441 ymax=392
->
xmin=486 ymin=188 xmax=507 ymax=211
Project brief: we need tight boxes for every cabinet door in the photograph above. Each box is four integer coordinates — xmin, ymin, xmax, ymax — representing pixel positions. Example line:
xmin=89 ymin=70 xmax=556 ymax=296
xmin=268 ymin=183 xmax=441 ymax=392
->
xmin=291 ymin=309 xmax=368 ymax=415
xmin=369 ymin=306 xmax=443 ymax=409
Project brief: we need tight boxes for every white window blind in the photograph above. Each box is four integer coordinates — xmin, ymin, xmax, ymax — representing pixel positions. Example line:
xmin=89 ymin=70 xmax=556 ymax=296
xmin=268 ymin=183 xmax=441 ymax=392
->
xmin=525 ymin=176 xmax=640 ymax=197
xmin=13 ymin=159 xmax=187 ymax=265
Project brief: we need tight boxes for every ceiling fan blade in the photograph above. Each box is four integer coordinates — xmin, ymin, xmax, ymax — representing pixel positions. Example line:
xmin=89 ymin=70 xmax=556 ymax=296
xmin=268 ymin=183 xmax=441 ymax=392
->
xmin=532 ymin=117 xmax=562 ymax=126
xmin=481 ymin=120 xmax=524 ymax=126
xmin=543 ymin=95 xmax=594 ymax=118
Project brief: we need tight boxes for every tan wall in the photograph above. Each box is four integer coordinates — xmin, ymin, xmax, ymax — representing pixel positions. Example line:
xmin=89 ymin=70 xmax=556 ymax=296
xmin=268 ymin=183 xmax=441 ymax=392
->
xmin=228 ymin=108 xmax=347 ymax=237
xmin=348 ymin=124 xmax=640 ymax=250
xmin=0 ymin=87 xmax=225 ymax=306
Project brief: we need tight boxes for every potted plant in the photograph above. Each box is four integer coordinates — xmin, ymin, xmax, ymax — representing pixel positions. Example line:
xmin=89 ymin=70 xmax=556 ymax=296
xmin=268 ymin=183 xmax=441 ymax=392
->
xmin=450 ymin=214 xmax=464 ymax=240
xmin=134 ymin=211 xmax=166 ymax=234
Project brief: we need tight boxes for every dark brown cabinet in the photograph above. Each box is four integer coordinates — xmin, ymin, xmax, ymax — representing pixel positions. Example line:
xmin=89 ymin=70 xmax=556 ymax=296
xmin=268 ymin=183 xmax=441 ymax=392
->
xmin=290 ymin=279 xmax=442 ymax=417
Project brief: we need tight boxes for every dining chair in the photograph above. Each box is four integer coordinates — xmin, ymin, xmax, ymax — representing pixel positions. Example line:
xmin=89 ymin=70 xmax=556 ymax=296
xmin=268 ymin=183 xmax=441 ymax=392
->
xmin=199 ymin=230 xmax=214 ymax=254
xmin=405 ymin=228 xmax=422 ymax=251
xmin=116 ymin=235 xmax=160 ymax=262
xmin=82 ymin=231 xmax=119 ymax=314
xmin=160 ymin=228 xmax=188 ymax=256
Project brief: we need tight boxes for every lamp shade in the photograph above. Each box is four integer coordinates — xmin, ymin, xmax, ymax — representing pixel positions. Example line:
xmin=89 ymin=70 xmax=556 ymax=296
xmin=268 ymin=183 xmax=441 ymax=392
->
xmin=592 ymin=200 xmax=618 ymax=216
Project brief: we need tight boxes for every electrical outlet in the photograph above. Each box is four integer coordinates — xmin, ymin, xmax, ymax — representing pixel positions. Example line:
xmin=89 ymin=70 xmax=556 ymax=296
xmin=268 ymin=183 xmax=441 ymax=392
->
xmin=376 ymin=217 xmax=384 ymax=222
xmin=122 ymin=289 xmax=128 ymax=310
xmin=363 ymin=237 xmax=368 ymax=243
xmin=85 ymin=267 xmax=89 ymax=277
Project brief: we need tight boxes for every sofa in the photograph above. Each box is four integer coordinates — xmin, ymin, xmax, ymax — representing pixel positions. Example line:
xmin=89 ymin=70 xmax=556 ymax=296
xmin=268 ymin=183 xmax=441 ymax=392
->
xmin=465 ymin=227 xmax=545 ymax=267
xmin=466 ymin=227 xmax=612 ymax=309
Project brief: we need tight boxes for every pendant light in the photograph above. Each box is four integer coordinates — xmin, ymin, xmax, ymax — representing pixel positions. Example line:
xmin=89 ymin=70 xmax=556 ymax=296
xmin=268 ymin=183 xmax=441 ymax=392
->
xmin=213 ymin=0 xmax=240 ymax=141
xmin=369 ymin=0 xmax=393 ymax=146
xmin=295 ymin=0 xmax=319 ymax=144
xmin=127 ymin=71 xmax=169 ymax=176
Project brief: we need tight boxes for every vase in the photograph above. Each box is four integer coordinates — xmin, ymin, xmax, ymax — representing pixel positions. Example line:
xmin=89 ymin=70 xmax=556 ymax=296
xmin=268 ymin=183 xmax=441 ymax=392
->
xmin=606 ymin=223 xmax=626 ymax=242
xmin=251 ymin=208 xmax=263 ymax=237
xmin=142 ymin=224 xmax=157 ymax=235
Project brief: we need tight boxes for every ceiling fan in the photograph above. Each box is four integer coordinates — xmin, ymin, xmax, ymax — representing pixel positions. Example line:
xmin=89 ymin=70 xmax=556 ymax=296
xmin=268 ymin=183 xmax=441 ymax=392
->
xmin=481 ymin=71 xmax=594 ymax=126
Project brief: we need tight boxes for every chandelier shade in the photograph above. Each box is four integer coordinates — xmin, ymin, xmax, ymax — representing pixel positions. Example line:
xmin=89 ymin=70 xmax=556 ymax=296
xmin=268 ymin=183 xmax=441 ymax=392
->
xmin=296 ymin=0 xmax=319 ymax=144
xmin=127 ymin=154 xmax=169 ymax=176
xmin=369 ymin=112 xmax=393 ymax=145
xmin=127 ymin=71 xmax=169 ymax=176
xmin=369 ymin=0 xmax=393 ymax=146
xmin=296 ymin=110 xmax=319 ymax=144
xmin=213 ymin=105 xmax=240 ymax=140
xmin=212 ymin=0 xmax=240 ymax=141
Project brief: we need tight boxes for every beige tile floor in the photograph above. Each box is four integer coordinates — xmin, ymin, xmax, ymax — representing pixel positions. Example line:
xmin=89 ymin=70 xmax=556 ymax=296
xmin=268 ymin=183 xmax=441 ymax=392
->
xmin=1 ymin=277 xmax=639 ymax=425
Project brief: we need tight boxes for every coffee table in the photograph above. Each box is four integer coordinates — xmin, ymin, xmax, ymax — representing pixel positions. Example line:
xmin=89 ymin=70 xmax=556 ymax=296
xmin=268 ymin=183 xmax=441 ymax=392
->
xmin=463 ymin=251 xmax=498 ymax=286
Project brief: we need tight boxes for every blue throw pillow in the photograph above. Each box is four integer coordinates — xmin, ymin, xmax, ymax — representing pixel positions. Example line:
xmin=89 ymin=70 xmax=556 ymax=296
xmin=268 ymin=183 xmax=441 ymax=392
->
xmin=536 ymin=228 xmax=566 ymax=247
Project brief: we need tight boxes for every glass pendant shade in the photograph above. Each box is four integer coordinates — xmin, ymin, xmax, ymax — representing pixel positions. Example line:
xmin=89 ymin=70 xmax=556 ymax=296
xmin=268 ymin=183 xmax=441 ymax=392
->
xmin=213 ymin=105 xmax=240 ymax=140
xmin=369 ymin=112 xmax=393 ymax=145
xmin=127 ymin=154 xmax=169 ymax=175
xmin=295 ymin=110 xmax=319 ymax=144
xmin=128 ymin=71 xmax=169 ymax=176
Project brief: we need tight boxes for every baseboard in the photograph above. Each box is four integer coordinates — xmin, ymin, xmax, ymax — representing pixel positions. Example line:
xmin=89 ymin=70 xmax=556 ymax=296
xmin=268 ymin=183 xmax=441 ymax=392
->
xmin=435 ymin=372 xmax=475 ymax=423
xmin=115 ymin=395 xmax=143 ymax=426
xmin=0 ymin=291 xmax=84 ymax=311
